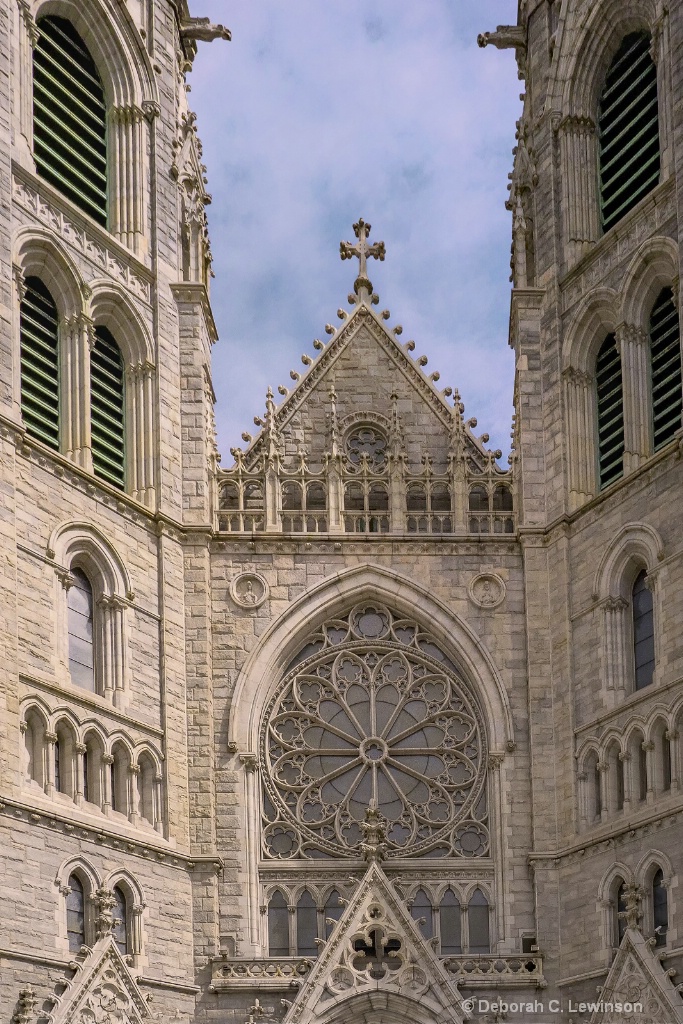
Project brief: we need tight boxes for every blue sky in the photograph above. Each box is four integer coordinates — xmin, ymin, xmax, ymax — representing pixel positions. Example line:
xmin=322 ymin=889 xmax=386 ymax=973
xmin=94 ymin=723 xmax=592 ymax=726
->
xmin=188 ymin=2 xmax=520 ymax=460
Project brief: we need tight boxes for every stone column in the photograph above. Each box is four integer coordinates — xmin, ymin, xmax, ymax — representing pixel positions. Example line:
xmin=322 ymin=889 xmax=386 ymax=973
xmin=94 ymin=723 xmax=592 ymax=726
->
xmin=98 ymin=595 xmax=126 ymax=704
xmin=45 ymin=731 xmax=57 ymax=797
xmin=616 ymin=322 xmax=650 ymax=471
xmin=109 ymin=106 xmax=146 ymax=252
xmin=240 ymin=754 xmax=261 ymax=950
xmin=16 ymin=0 xmax=38 ymax=166
xmin=153 ymin=773 xmax=164 ymax=832
xmin=75 ymin=742 xmax=87 ymax=807
xmin=126 ymin=361 xmax=156 ymax=506
xmin=563 ymin=367 xmax=596 ymax=507
xmin=602 ymin=598 xmax=627 ymax=691
xmin=667 ymin=729 xmax=680 ymax=793
xmin=325 ymin=456 xmax=344 ymax=534
xmin=127 ymin=764 xmax=140 ymax=825
xmin=61 ymin=314 xmax=93 ymax=471
xmin=620 ymin=752 xmax=632 ymax=812
xmin=577 ymin=771 xmax=588 ymax=829
xmin=643 ymin=741 xmax=656 ymax=804
xmin=558 ymin=115 xmax=599 ymax=264
xmin=598 ymin=761 xmax=610 ymax=822
xmin=102 ymin=753 xmax=114 ymax=815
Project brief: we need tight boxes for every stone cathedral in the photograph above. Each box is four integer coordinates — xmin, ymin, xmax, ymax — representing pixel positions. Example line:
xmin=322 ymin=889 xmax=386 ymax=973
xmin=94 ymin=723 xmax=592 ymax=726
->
xmin=2 ymin=0 xmax=683 ymax=1022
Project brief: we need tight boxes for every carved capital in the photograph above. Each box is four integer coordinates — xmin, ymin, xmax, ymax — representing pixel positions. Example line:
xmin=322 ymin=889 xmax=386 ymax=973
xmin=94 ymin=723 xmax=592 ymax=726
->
xmin=615 ymin=321 xmax=647 ymax=348
xmin=101 ymin=753 xmax=115 ymax=766
xmin=17 ymin=0 xmax=38 ymax=46
xmin=75 ymin=743 xmax=87 ymax=756
xmin=45 ymin=731 xmax=58 ymax=745
xmin=239 ymin=753 xmax=259 ymax=773
xmin=558 ymin=114 xmax=596 ymax=137
xmin=55 ymin=566 xmax=76 ymax=591
xmin=142 ymin=100 xmax=161 ymax=122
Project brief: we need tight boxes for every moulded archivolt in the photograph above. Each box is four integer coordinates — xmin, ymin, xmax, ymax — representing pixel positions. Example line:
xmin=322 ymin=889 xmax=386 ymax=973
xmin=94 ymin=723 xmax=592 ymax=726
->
xmin=468 ymin=573 xmax=506 ymax=610
xmin=230 ymin=572 xmax=269 ymax=609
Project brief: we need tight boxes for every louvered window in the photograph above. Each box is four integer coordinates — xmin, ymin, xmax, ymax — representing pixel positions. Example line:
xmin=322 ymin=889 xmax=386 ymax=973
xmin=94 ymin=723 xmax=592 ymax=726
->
xmin=20 ymin=277 xmax=60 ymax=450
xmin=34 ymin=16 xmax=108 ymax=226
xmin=598 ymin=33 xmax=660 ymax=233
xmin=649 ymin=288 xmax=682 ymax=450
xmin=596 ymin=334 xmax=624 ymax=488
xmin=91 ymin=327 xmax=125 ymax=489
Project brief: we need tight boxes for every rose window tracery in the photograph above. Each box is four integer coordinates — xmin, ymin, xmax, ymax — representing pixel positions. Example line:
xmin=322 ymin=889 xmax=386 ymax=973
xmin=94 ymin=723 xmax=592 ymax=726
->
xmin=261 ymin=604 xmax=489 ymax=860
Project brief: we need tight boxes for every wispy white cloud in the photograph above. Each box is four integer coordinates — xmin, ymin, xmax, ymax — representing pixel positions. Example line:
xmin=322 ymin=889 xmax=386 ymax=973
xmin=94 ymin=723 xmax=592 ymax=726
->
xmin=188 ymin=1 xmax=520 ymax=458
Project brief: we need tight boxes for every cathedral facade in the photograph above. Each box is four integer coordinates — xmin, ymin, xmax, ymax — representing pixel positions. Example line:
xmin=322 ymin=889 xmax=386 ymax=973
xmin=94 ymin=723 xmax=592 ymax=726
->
xmin=1 ymin=2 xmax=683 ymax=1024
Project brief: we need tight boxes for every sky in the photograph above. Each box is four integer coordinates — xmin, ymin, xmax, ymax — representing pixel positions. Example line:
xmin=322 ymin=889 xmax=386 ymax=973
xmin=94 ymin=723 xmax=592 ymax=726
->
xmin=187 ymin=2 xmax=520 ymax=461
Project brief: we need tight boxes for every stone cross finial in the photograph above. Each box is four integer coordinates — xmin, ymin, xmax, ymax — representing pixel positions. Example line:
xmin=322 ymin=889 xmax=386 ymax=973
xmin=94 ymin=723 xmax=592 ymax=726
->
xmin=360 ymin=801 xmax=388 ymax=862
xmin=340 ymin=219 xmax=385 ymax=303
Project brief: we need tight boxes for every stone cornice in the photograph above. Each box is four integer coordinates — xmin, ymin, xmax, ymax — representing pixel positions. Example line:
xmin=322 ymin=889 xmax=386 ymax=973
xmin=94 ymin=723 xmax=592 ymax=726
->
xmin=0 ymin=795 xmax=223 ymax=872
xmin=528 ymin=806 xmax=682 ymax=866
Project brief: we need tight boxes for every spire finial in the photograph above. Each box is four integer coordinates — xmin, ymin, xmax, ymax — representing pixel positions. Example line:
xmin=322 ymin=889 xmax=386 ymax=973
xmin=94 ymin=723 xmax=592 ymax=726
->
xmin=340 ymin=219 xmax=385 ymax=303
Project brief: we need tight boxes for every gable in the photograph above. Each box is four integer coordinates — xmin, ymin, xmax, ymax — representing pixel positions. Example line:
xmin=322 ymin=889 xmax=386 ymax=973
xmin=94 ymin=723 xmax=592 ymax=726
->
xmin=241 ymin=304 xmax=491 ymax=474
xmin=589 ymin=928 xmax=683 ymax=1024
xmin=282 ymin=859 xmax=465 ymax=1024
xmin=43 ymin=937 xmax=152 ymax=1024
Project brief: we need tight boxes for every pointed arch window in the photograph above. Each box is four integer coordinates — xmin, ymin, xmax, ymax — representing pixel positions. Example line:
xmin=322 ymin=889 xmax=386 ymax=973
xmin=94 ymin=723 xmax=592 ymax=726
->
xmin=439 ymin=889 xmax=462 ymax=955
xmin=66 ymin=875 xmax=86 ymax=952
xmin=411 ymin=888 xmax=434 ymax=939
xmin=468 ymin=888 xmax=491 ymax=954
xmin=598 ymin=33 xmax=660 ymax=233
xmin=596 ymin=334 xmax=624 ymax=488
xmin=67 ymin=568 xmax=95 ymax=691
xmin=296 ymin=891 xmax=318 ymax=957
xmin=632 ymin=570 xmax=654 ymax=690
xmin=268 ymin=891 xmax=289 ymax=957
xmin=112 ymin=886 xmax=128 ymax=954
xmin=91 ymin=327 xmax=125 ymax=489
xmin=324 ymin=889 xmax=343 ymax=938
xmin=649 ymin=288 xmax=682 ymax=450
xmin=20 ymin=277 xmax=60 ymax=451
xmin=653 ymin=869 xmax=668 ymax=947
xmin=33 ymin=17 xmax=108 ymax=226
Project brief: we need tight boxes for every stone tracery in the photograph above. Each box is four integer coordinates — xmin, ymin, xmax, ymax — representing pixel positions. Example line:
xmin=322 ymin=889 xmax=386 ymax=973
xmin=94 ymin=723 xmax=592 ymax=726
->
xmin=261 ymin=603 xmax=489 ymax=861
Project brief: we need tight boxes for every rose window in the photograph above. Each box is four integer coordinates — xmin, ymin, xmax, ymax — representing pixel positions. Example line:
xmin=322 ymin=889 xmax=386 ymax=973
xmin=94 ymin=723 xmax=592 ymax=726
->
xmin=345 ymin=426 xmax=387 ymax=471
xmin=261 ymin=604 xmax=489 ymax=860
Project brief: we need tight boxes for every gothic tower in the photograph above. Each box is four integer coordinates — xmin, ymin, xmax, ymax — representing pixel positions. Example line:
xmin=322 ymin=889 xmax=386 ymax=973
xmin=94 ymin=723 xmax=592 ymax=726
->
xmin=481 ymin=0 xmax=683 ymax=1012
xmin=1 ymin=1 xmax=230 ymax=1021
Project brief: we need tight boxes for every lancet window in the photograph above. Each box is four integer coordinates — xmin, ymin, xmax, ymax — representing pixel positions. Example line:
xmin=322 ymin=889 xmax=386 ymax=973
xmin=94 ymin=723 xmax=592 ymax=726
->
xmin=649 ymin=288 xmax=682 ymax=450
xmin=66 ymin=874 xmax=87 ymax=952
xmin=20 ymin=277 xmax=60 ymax=451
xmin=596 ymin=334 xmax=625 ymax=489
xmin=598 ymin=33 xmax=660 ymax=233
xmin=34 ymin=17 xmax=108 ymax=226
xmin=261 ymin=603 xmax=489 ymax=863
xmin=632 ymin=570 xmax=655 ymax=690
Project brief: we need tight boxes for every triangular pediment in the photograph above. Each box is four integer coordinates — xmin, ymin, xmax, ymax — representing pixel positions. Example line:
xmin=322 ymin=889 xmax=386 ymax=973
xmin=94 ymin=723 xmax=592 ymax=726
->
xmin=44 ymin=937 xmax=152 ymax=1024
xmin=589 ymin=929 xmax=683 ymax=1024
xmin=239 ymin=301 xmax=493 ymax=474
xmin=282 ymin=860 xmax=465 ymax=1024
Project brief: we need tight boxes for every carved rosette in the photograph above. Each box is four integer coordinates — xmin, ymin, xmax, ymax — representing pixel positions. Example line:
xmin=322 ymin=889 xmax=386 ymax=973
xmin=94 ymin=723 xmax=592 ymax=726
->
xmin=468 ymin=573 xmax=506 ymax=610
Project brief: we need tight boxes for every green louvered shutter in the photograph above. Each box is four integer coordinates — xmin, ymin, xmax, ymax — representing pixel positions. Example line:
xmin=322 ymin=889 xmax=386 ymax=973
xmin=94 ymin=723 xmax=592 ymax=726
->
xmin=20 ymin=277 xmax=60 ymax=450
xmin=649 ymin=288 xmax=682 ymax=450
xmin=34 ymin=16 xmax=108 ymax=226
xmin=91 ymin=327 xmax=125 ymax=489
xmin=596 ymin=333 xmax=624 ymax=489
xmin=598 ymin=33 xmax=660 ymax=233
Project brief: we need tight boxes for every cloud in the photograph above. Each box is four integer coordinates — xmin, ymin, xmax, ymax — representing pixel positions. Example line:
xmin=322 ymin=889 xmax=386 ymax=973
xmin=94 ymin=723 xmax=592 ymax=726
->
xmin=188 ymin=0 xmax=520 ymax=457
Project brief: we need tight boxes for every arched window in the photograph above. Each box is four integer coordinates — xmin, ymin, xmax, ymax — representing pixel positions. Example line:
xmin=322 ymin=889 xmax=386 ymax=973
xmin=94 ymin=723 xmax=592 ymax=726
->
xmin=296 ymin=891 xmax=318 ymax=957
xmin=649 ymin=288 xmax=682 ymax=450
xmin=66 ymin=874 xmax=86 ymax=951
xmin=596 ymin=334 xmax=624 ymax=489
xmin=324 ymin=889 xmax=343 ymax=938
xmin=282 ymin=481 xmax=302 ymax=511
xmin=411 ymin=888 xmax=433 ymax=939
xmin=632 ymin=570 xmax=654 ymax=689
xmin=67 ymin=568 xmax=95 ymax=691
xmin=54 ymin=722 xmax=76 ymax=799
xmin=33 ymin=17 xmax=108 ymax=226
xmin=24 ymin=708 xmax=47 ymax=789
xmin=83 ymin=732 xmax=104 ymax=809
xmin=112 ymin=886 xmax=128 ymax=954
xmin=91 ymin=327 xmax=125 ymax=489
xmin=468 ymin=888 xmax=490 ymax=954
xmin=653 ymin=869 xmax=668 ymax=947
xmin=137 ymin=752 xmax=158 ymax=828
xmin=268 ymin=890 xmax=289 ymax=956
xmin=439 ymin=889 xmax=461 ymax=955
xmin=20 ymin=277 xmax=60 ymax=451
xmin=598 ymin=33 xmax=660 ymax=233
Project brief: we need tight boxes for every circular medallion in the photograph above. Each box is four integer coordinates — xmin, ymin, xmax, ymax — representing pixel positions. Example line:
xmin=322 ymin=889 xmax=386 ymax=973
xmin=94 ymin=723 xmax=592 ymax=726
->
xmin=468 ymin=573 xmax=505 ymax=610
xmin=230 ymin=572 xmax=269 ymax=609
